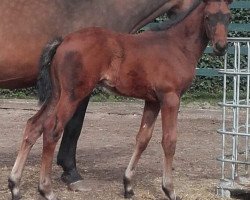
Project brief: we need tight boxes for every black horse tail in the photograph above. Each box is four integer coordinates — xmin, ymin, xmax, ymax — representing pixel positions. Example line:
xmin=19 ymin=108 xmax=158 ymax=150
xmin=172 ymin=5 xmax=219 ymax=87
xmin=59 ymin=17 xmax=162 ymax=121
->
xmin=37 ymin=36 xmax=63 ymax=104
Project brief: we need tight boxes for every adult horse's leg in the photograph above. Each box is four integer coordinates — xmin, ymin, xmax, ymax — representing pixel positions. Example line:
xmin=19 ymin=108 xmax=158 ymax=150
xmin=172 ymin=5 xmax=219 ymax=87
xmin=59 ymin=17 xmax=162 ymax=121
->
xmin=57 ymin=95 xmax=91 ymax=189
xmin=160 ymin=92 xmax=180 ymax=200
xmin=123 ymin=101 xmax=160 ymax=198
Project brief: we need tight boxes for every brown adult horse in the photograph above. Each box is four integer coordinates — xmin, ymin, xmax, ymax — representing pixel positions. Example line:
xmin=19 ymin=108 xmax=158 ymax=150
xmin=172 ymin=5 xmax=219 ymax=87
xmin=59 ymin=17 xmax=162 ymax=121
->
xmin=9 ymin=0 xmax=232 ymax=199
xmin=0 ymin=0 xmax=198 ymax=189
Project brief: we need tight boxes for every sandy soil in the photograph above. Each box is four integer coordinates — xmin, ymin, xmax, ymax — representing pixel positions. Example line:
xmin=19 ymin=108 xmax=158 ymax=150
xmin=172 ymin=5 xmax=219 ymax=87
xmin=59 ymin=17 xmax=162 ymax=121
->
xmin=0 ymin=99 xmax=242 ymax=200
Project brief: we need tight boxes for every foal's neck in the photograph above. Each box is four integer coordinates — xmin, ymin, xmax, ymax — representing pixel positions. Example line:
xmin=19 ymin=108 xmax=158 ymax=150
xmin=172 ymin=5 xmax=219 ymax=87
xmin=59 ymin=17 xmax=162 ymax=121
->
xmin=166 ymin=2 xmax=209 ymax=63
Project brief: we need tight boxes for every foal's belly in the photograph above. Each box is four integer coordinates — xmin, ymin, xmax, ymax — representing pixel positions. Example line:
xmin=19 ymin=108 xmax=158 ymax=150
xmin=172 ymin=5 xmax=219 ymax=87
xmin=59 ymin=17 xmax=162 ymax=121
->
xmin=101 ymin=78 xmax=157 ymax=101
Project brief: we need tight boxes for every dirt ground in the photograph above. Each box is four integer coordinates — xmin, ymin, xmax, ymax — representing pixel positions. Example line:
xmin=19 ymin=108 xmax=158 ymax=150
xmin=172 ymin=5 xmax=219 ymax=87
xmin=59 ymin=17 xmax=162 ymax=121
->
xmin=0 ymin=99 xmax=241 ymax=200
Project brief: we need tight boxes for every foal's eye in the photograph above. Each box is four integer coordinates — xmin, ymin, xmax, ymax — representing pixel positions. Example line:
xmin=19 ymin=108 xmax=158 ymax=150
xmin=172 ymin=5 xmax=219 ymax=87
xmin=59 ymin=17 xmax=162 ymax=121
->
xmin=224 ymin=14 xmax=232 ymax=24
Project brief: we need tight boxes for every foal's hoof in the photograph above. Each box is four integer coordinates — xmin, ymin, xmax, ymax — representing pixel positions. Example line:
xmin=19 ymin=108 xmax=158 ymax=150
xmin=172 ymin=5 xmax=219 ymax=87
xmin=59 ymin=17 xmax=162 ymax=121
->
xmin=68 ymin=180 xmax=92 ymax=192
xmin=123 ymin=175 xmax=134 ymax=198
xmin=8 ymin=178 xmax=21 ymax=200
xmin=124 ymin=189 xmax=135 ymax=199
xmin=176 ymin=196 xmax=181 ymax=200
xmin=160 ymin=196 xmax=181 ymax=200
xmin=11 ymin=195 xmax=21 ymax=200
xmin=38 ymin=185 xmax=59 ymax=200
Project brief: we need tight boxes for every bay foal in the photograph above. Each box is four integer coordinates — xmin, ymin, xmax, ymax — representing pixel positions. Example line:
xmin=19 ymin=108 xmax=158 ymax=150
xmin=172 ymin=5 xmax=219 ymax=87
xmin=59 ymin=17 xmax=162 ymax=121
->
xmin=9 ymin=0 xmax=232 ymax=199
xmin=0 ymin=0 xmax=199 ymax=188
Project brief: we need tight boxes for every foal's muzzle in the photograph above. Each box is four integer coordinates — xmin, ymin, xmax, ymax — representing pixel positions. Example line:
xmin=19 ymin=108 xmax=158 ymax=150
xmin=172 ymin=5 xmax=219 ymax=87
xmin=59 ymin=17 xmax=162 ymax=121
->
xmin=214 ymin=42 xmax=228 ymax=56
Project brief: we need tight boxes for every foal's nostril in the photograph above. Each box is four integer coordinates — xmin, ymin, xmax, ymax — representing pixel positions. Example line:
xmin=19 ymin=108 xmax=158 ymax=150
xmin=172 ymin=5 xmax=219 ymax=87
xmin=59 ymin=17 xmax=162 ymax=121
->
xmin=215 ymin=43 xmax=228 ymax=52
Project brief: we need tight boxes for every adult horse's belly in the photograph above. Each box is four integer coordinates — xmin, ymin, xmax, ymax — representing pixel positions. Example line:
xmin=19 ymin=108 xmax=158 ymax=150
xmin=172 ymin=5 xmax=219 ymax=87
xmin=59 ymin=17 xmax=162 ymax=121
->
xmin=0 ymin=1 xmax=61 ymax=89
xmin=0 ymin=62 xmax=37 ymax=89
xmin=0 ymin=38 xmax=46 ymax=89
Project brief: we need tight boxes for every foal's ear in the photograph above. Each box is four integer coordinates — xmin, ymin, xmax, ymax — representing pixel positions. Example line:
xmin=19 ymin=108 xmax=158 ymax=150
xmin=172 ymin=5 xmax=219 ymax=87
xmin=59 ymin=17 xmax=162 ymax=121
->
xmin=226 ymin=0 xmax=233 ymax=4
xmin=203 ymin=0 xmax=233 ymax=4
xmin=202 ymin=0 xmax=212 ymax=3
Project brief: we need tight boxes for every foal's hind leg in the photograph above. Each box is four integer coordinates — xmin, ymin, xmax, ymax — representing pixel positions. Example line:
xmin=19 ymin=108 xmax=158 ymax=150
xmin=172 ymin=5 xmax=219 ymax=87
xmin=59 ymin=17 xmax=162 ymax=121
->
xmin=160 ymin=92 xmax=180 ymax=200
xmin=8 ymin=102 xmax=54 ymax=200
xmin=38 ymin=96 xmax=84 ymax=200
xmin=124 ymin=101 xmax=160 ymax=198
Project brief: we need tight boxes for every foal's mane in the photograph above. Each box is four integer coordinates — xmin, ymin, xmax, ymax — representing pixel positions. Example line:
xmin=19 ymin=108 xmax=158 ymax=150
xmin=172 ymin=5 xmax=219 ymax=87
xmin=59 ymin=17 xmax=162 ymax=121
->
xmin=150 ymin=0 xmax=202 ymax=31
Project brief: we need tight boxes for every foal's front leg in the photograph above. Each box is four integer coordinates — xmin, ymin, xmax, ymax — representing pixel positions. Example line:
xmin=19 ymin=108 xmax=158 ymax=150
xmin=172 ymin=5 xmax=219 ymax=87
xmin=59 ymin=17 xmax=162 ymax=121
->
xmin=124 ymin=101 xmax=160 ymax=198
xmin=160 ymin=93 xmax=180 ymax=200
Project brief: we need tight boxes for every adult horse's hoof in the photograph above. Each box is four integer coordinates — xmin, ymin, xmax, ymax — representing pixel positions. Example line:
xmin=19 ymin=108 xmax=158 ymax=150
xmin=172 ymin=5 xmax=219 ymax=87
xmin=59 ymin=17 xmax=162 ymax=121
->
xmin=68 ymin=180 xmax=92 ymax=192
xmin=61 ymin=170 xmax=82 ymax=184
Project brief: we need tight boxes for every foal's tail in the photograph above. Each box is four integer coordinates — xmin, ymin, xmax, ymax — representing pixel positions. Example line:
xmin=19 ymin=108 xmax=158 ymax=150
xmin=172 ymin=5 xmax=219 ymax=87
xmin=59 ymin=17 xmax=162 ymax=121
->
xmin=37 ymin=37 xmax=63 ymax=104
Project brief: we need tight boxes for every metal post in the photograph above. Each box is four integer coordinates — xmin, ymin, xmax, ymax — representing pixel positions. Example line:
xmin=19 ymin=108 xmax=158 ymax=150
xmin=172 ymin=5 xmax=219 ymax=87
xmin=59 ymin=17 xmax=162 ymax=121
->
xmin=217 ymin=37 xmax=250 ymax=198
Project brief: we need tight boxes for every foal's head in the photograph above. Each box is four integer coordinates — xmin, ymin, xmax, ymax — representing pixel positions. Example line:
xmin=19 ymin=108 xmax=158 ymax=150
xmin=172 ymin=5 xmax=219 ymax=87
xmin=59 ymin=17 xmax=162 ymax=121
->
xmin=203 ymin=0 xmax=232 ymax=56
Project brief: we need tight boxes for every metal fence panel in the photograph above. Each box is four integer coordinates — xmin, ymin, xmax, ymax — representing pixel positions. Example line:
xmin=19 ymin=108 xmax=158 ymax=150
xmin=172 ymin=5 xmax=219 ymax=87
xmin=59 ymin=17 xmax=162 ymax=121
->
xmin=217 ymin=37 xmax=250 ymax=198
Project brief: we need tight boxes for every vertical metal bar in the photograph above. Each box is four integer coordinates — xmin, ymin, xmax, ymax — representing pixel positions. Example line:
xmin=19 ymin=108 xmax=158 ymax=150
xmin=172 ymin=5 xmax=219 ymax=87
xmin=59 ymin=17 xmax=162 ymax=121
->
xmin=222 ymin=51 xmax=228 ymax=180
xmin=235 ymin=42 xmax=241 ymax=177
xmin=245 ymin=42 xmax=250 ymax=175
xmin=232 ymin=42 xmax=237 ymax=180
